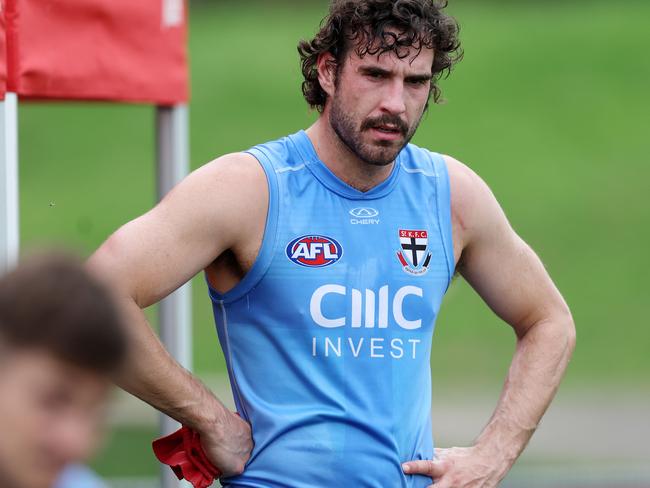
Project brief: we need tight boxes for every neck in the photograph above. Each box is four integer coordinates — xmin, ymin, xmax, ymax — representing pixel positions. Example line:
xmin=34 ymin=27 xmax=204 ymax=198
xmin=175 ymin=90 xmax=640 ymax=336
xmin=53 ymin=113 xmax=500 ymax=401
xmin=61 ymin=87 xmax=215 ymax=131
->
xmin=305 ymin=114 xmax=395 ymax=193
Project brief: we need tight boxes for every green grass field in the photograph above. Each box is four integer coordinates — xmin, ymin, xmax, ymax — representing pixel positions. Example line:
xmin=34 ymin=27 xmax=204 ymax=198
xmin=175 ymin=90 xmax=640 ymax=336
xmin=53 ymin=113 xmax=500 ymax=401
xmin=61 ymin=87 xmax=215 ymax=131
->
xmin=15 ymin=0 xmax=650 ymax=478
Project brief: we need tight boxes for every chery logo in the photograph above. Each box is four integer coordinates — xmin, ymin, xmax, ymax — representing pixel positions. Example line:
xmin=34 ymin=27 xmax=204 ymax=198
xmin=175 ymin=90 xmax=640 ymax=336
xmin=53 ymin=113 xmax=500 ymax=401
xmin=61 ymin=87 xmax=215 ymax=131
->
xmin=349 ymin=207 xmax=380 ymax=225
xmin=349 ymin=207 xmax=379 ymax=218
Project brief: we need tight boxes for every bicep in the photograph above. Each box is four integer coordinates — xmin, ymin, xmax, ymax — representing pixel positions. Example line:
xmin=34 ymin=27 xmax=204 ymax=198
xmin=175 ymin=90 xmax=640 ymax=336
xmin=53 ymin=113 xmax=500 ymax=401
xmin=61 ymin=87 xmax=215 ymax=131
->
xmin=461 ymin=229 xmax=566 ymax=337
xmin=88 ymin=153 xmax=267 ymax=308
xmin=448 ymin=157 xmax=569 ymax=336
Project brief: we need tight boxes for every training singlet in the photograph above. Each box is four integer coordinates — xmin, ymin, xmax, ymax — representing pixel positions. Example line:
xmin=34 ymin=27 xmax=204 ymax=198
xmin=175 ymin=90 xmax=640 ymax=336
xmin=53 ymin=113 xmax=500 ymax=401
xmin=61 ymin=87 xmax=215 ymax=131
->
xmin=207 ymin=130 xmax=455 ymax=487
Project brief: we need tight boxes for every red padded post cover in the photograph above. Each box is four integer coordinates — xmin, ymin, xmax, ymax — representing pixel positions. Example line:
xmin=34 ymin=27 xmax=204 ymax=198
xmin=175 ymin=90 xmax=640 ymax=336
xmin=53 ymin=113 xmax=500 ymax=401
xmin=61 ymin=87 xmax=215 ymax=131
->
xmin=0 ymin=2 xmax=7 ymax=98
xmin=2 ymin=0 xmax=188 ymax=104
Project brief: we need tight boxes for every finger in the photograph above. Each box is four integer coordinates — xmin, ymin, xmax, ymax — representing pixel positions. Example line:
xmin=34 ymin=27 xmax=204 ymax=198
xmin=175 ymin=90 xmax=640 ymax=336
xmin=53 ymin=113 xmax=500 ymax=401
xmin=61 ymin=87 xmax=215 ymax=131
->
xmin=402 ymin=459 xmax=450 ymax=477
xmin=427 ymin=481 xmax=451 ymax=488
xmin=427 ymin=477 xmax=454 ymax=488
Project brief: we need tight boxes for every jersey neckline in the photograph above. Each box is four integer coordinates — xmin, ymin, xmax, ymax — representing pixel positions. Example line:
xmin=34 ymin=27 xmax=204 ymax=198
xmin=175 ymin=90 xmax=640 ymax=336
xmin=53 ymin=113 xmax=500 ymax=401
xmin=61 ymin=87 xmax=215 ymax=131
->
xmin=288 ymin=130 xmax=402 ymax=200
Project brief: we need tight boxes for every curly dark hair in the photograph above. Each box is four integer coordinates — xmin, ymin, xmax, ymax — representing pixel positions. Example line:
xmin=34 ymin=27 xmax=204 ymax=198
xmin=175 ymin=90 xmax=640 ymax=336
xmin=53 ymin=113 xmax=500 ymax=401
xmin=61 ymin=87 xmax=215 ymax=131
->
xmin=298 ymin=0 xmax=462 ymax=112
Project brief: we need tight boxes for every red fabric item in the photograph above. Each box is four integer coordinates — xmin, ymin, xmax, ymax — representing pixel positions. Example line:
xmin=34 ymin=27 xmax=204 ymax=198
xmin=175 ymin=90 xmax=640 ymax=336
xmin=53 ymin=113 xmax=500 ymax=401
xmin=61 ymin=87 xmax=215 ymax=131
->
xmin=0 ymin=0 xmax=9 ymax=98
xmin=153 ymin=426 xmax=221 ymax=488
xmin=2 ymin=0 xmax=188 ymax=104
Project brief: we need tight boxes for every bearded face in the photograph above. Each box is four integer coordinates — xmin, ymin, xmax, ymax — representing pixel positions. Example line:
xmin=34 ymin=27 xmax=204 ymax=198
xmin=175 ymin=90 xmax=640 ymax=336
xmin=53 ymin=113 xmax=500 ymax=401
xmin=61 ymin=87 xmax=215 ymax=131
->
xmin=327 ymin=45 xmax=433 ymax=166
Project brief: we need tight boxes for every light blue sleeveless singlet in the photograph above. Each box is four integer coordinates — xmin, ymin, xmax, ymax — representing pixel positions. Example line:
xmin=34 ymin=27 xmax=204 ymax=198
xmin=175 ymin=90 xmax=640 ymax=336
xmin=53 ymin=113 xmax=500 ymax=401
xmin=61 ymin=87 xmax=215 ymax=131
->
xmin=208 ymin=130 xmax=455 ymax=487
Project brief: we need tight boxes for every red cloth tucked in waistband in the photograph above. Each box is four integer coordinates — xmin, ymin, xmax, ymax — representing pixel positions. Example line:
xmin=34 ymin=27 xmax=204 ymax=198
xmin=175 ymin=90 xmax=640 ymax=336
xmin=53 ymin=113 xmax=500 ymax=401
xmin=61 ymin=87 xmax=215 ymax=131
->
xmin=153 ymin=426 xmax=221 ymax=488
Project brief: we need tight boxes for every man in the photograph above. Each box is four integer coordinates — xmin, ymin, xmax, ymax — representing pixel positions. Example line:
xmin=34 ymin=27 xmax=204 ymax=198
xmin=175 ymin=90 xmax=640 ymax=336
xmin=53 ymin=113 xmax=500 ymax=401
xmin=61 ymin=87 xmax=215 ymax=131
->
xmin=0 ymin=255 xmax=126 ymax=488
xmin=89 ymin=0 xmax=576 ymax=486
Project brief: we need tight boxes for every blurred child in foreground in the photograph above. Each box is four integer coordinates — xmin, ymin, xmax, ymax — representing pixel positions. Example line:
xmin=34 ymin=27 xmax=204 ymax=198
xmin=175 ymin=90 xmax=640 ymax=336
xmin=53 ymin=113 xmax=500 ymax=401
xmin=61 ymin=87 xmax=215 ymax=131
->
xmin=0 ymin=255 xmax=127 ymax=488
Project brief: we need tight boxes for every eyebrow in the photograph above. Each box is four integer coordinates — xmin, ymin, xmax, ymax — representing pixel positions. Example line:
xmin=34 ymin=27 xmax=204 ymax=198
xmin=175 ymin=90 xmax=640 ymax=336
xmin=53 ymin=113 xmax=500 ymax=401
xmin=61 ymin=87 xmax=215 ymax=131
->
xmin=405 ymin=73 xmax=433 ymax=83
xmin=358 ymin=66 xmax=433 ymax=83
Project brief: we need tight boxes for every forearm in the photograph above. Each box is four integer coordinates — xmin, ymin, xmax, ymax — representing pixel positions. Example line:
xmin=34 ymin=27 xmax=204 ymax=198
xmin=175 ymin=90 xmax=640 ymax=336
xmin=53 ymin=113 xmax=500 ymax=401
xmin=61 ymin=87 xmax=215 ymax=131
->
xmin=474 ymin=315 xmax=576 ymax=467
xmin=116 ymin=296 xmax=231 ymax=432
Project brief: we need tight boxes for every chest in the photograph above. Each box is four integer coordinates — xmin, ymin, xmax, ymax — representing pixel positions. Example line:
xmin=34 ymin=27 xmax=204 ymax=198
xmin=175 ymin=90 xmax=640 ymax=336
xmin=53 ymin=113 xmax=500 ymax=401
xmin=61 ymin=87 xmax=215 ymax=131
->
xmin=251 ymin=181 xmax=453 ymax=335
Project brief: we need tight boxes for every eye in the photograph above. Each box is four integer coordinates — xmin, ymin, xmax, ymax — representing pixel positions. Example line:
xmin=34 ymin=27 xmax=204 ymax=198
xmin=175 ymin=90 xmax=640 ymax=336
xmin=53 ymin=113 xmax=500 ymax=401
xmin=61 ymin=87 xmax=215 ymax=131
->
xmin=407 ymin=78 xmax=429 ymax=86
xmin=365 ymin=70 xmax=386 ymax=80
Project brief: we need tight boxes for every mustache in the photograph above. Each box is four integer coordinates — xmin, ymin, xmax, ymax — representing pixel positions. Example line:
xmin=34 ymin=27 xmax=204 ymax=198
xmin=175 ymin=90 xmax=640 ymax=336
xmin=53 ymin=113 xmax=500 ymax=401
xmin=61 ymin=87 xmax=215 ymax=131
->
xmin=361 ymin=115 xmax=409 ymax=136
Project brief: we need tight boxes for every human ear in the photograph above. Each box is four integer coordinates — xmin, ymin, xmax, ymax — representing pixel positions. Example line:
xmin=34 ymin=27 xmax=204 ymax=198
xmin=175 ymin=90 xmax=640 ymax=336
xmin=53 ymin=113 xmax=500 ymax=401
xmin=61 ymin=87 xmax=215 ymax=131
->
xmin=316 ymin=52 xmax=337 ymax=98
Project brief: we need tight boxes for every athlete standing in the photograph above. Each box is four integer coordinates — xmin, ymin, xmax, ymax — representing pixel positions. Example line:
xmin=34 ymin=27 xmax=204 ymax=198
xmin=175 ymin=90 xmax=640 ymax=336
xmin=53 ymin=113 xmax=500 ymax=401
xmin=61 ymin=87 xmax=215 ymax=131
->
xmin=89 ymin=1 xmax=576 ymax=486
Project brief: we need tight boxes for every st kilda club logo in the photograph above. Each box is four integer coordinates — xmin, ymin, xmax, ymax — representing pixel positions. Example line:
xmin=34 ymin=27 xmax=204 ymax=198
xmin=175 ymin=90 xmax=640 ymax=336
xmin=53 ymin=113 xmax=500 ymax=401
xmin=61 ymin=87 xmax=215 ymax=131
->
xmin=397 ymin=229 xmax=432 ymax=275
xmin=286 ymin=235 xmax=343 ymax=268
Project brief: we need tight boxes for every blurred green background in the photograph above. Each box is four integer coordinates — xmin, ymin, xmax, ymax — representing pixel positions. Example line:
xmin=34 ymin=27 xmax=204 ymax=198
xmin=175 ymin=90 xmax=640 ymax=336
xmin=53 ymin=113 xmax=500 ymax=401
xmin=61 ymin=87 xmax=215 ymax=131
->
xmin=17 ymin=0 xmax=649 ymax=483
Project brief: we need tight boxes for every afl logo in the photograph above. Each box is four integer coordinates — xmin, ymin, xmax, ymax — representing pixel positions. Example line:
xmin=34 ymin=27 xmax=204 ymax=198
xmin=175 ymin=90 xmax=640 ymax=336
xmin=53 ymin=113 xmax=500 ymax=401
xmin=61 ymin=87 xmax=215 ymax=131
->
xmin=286 ymin=235 xmax=343 ymax=268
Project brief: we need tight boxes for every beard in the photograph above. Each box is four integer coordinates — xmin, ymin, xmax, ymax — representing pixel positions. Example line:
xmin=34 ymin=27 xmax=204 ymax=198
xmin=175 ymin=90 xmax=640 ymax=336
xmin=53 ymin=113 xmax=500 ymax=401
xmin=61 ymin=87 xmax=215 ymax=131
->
xmin=329 ymin=95 xmax=422 ymax=166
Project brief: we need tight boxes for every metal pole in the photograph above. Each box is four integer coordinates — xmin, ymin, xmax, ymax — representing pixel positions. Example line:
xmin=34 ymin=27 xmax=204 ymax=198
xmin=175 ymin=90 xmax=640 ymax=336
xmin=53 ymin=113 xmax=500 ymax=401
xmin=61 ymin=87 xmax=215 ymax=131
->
xmin=0 ymin=93 xmax=19 ymax=275
xmin=155 ymin=104 xmax=193 ymax=488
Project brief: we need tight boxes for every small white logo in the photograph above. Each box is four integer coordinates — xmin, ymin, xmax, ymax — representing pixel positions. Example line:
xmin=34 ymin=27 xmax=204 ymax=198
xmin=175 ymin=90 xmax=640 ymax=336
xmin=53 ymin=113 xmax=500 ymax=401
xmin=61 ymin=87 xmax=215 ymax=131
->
xmin=349 ymin=207 xmax=380 ymax=225
xmin=162 ymin=0 xmax=184 ymax=27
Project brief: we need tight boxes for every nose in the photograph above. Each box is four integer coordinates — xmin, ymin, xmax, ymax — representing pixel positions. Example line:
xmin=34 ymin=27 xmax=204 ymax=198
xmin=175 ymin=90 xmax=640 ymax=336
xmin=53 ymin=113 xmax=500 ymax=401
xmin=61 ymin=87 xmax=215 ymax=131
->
xmin=379 ymin=79 xmax=407 ymax=115
xmin=52 ymin=414 xmax=99 ymax=465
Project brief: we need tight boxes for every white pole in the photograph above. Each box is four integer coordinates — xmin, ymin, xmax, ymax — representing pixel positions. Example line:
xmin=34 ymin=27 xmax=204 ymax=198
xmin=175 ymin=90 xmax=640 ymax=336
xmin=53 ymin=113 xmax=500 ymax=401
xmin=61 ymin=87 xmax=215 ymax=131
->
xmin=0 ymin=92 xmax=19 ymax=275
xmin=155 ymin=104 xmax=193 ymax=488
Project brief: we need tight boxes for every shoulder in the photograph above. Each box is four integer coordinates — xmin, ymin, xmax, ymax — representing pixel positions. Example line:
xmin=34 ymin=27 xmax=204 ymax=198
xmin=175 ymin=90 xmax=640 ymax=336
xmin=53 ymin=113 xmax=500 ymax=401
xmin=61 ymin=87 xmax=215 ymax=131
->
xmin=155 ymin=152 xmax=268 ymax=244
xmin=244 ymin=131 xmax=308 ymax=172
xmin=440 ymin=154 xmax=510 ymax=261
xmin=192 ymin=152 xmax=266 ymax=185
xmin=170 ymin=152 xmax=267 ymax=209
xmin=194 ymin=150 xmax=269 ymax=205
xmin=400 ymin=145 xmax=489 ymax=204
xmin=442 ymin=154 xmax=490 ymax=210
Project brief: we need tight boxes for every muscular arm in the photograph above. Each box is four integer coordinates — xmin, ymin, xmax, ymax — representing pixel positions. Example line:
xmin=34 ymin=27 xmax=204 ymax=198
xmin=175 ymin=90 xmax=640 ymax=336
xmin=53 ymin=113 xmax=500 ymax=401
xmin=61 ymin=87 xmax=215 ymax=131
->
xmin=453 ymin=155 xmax=576 ymax=460
xmin=88 ymin=152 xmax=267 ymax=475
xmin=404 ymin=156 xmax=576 ymax=487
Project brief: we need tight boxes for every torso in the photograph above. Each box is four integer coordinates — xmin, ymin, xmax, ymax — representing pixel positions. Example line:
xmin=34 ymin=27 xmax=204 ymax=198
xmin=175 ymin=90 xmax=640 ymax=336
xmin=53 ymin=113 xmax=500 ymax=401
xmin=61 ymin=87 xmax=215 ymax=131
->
xmin=206 ymin=131 xmax=457 ymax=487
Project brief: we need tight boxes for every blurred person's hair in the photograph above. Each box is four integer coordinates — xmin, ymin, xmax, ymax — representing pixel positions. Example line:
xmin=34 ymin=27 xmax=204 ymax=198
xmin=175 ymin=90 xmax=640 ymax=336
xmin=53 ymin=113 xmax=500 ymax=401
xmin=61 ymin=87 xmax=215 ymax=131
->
xmin=298 ymin=0 xmax=463 ymax=112
xmin=0 ymin=254 xmax=126 ymax=374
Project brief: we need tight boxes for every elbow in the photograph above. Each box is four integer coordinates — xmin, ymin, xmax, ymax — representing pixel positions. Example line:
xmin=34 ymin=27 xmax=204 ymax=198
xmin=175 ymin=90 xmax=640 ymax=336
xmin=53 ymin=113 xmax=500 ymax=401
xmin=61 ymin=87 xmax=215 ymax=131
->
xmin=523 ymin=304 xmax=576 ymax=356
xmin=86 ymin=233 xmax=139 ymax=305
xmin=86 ymin=240 xmax=116 ymax=287
xmin=87 ymin=232 xmax=119 ymax=272
xmin=566 ymin=314 xmax=577 ymax=356
xmin=555 ymin=304 xmax=576 ymax=357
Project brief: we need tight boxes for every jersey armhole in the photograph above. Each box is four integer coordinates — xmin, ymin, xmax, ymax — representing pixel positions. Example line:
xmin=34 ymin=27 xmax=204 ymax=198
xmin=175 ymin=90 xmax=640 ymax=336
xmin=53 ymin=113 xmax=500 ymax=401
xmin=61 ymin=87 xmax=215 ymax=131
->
xmin=431 ymin=152 xmax=456 ymax=289
xmin=205 ymin=147 xmax=280 ymax=304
